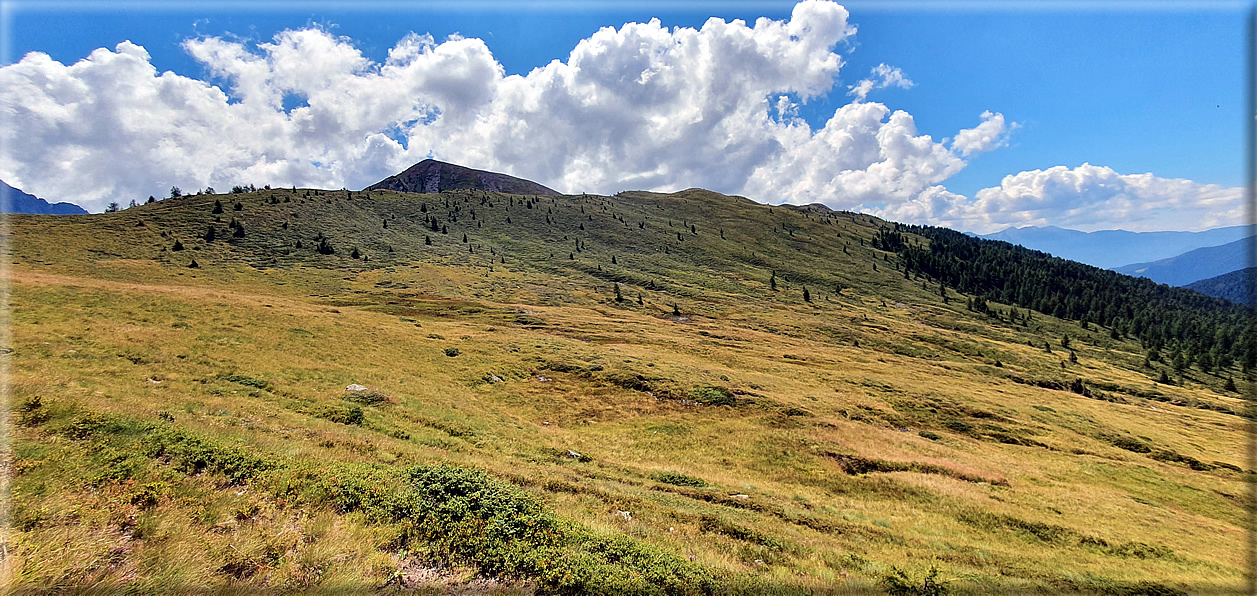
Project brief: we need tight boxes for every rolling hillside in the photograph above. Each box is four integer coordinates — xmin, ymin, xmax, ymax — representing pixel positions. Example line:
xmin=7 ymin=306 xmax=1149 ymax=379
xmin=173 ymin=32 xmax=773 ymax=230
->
xmin=5 ymin=169 xmax=1250 ymax=594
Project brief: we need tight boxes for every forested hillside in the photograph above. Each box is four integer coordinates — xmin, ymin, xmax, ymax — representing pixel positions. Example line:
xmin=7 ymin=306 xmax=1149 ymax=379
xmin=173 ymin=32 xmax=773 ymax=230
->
xmin=882 ymin=225 xmax=1254 ymax=377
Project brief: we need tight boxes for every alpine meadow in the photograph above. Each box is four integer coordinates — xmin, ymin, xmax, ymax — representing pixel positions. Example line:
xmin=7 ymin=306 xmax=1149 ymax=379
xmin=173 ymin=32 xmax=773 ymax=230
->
xmin=3 ymin=161 xmax=1251 ymax=594
xmin=1 ymin=1 xmax=1252 ymax=594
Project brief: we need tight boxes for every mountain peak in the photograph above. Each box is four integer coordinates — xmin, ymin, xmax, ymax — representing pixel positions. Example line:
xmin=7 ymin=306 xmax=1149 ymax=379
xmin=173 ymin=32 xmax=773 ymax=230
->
xmin=364 ymin=159 xmax=560 ymax=196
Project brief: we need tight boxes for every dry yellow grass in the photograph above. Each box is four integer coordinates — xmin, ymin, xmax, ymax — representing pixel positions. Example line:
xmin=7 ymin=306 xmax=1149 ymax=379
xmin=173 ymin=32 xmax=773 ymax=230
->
xmin=2 ymin=191 xmax=1249 ymax=594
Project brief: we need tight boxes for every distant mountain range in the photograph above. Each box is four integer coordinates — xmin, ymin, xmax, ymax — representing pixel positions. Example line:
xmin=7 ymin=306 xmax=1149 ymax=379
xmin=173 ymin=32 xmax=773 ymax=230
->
xmin=365 ymin=159 xmax=560 ymax=196
xmin=1115 ymin=237 xmax=1251 ymax=287
xmin=1186 ymin=266 xmax=1253 ymax=306
xmin=1 ymin=180 xmax=87 ymax=214
xmin=979 ymin=225 xmax=1248 ymax=270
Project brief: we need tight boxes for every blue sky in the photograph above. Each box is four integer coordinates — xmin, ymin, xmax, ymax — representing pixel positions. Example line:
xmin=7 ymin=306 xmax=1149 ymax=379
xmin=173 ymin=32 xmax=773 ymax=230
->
xmin=0 ymin=1 xmax=1249 ymax=232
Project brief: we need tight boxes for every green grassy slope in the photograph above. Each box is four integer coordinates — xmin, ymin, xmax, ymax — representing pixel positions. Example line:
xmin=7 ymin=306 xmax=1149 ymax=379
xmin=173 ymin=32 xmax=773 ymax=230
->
xmin=4 ymin=186 xmax=1249 ymax=594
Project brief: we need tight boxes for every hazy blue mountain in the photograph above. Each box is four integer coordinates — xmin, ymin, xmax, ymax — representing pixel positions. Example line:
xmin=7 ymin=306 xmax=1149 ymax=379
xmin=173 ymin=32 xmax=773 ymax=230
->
xmin=979 ymin=225 xmax=1249 ymax=270
xmin=1186 ymin=266 xmax=1254 ymax=306
xmin=1114 ymin=236 xmax=1252 ymax=287
xmin=1 ymin=180 xmax=87 ymax=214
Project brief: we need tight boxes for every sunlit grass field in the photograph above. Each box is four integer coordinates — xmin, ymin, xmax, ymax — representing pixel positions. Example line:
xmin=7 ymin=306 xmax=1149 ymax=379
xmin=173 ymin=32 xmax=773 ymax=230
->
xmin=2 ymin=187 xmax=1248 ymax=594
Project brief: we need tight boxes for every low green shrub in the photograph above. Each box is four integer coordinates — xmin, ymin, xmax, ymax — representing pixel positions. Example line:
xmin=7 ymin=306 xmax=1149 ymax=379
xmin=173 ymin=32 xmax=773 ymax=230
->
xmin=17 ymin=395 xmax=50 ymax=427
xmin=1109 ymin=435 xmax=1152 ymax=453
xmin=223 ymin=374 xmax=270 ymax=389
xmin=143 ymin=426 xmax=275 ymax=484
xmin=689 ymin=385 xmax=735 ymax=406
xmin=652 ymin=471 xmax=708 ymax=487
xmin=342 ymin=390 xmax=391 ymax=405
xmin=883 ymin=565 xmax=947 ymax=596
xmin=311 ymin=404 xmax=365 ymax=426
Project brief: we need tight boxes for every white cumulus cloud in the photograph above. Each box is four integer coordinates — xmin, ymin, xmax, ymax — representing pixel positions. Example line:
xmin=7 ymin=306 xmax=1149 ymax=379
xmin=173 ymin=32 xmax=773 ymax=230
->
xmin=847 ymin=63 xmax=914 ymax=101
xmin=875 ymin=163 xmax=1246 ymax=233
xmin=950 ymin=110 xmax=1013 ymax=157
xmin=0 ymin=0 xmax=1017 ymax=215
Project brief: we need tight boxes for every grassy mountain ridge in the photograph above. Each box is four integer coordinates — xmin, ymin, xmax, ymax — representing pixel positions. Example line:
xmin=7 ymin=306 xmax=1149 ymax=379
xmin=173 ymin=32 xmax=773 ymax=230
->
xmin=5 ymin=183 xmax=1250 ymax=594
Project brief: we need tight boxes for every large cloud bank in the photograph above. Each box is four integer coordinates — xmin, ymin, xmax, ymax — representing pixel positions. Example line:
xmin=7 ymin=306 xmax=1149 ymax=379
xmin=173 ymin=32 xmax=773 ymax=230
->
xmin=0 ymin=0 xmax=1013 ymax=215
xmin=0 ymin=0 xmax=1232 ymax=233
